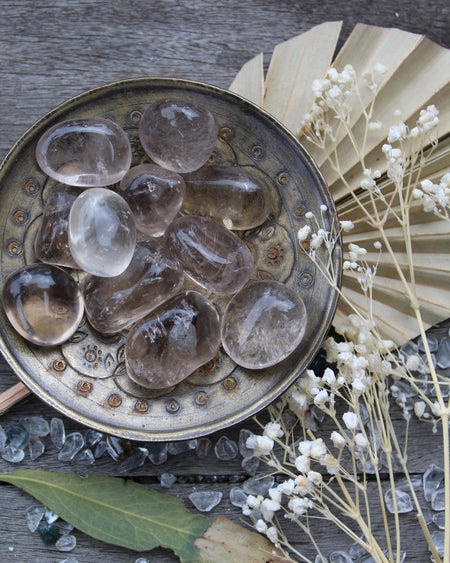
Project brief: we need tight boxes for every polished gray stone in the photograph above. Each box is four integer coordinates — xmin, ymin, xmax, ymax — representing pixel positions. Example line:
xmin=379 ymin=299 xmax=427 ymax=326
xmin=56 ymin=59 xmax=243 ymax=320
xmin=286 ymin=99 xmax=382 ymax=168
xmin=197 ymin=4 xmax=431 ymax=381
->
xmin=165 ymin=215 xmax=254 ymax=294
xmin=182 ymin=166 xmax=272 ymax=230
xmin=119 ymin=163 xmax=186 ymax=237
xmin=82 ymin=237 xmax=184 ymax=333
xmin=125 ymin=291 xmax=221 ymax=389
xmin=36 ymin=118 xmax=132 ymax=187
xmin=139 ymin=99 xmax=218 ymax=173
xmin=68 ymin=187 xmax=136 ymax=277
xmin=221 ymin=280 xmax=308 ymax=369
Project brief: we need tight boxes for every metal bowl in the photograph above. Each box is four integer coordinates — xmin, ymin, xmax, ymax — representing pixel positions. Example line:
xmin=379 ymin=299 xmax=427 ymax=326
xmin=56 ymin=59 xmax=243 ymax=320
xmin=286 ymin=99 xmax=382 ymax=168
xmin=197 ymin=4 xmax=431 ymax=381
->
xmin=0 ymin=78 xmax=341 ymax=441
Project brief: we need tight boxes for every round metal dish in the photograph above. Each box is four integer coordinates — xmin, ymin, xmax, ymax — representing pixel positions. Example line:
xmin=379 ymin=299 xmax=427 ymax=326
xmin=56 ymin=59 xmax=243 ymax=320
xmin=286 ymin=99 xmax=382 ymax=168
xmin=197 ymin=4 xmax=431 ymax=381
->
xmin=0 ymin=78 xmax=342 ymax=441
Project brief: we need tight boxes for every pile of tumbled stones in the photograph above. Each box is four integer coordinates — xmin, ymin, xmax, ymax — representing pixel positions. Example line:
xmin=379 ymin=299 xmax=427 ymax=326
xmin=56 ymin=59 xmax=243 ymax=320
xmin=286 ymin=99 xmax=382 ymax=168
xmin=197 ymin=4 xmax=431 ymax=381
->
xmin=2 ymin=99 xmax=309 ymax=391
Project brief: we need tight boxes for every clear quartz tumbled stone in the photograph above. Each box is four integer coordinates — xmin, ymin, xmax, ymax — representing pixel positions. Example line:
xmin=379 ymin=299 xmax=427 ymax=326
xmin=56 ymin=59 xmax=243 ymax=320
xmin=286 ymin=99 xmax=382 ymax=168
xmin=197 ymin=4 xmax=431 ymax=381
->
xmin=119 ymin=164 xmax=186 ymax=237
xmin=182 ymin=166 xmax=272 ymax=230
xmin=221 ymin=280 xmax=308 ymax=369
xmin=165 ymin=215 xmax=254 ymax=295
xmin=139 ymin=99 xmax=218 ymax=173
xmin=35 ymin=118 xmax=132 ymax=187
xmin=34 ymin=184 xmax=83 ymax=268
xmin=125 ymin=291 xmax=221 ymax=389
xmin=68 ymin=187 xmax=136 ymax=277
xmin=82 ymin=237 xmax=184 ymax=333
xmin=2 ymin=264 xmax=84 ymax=346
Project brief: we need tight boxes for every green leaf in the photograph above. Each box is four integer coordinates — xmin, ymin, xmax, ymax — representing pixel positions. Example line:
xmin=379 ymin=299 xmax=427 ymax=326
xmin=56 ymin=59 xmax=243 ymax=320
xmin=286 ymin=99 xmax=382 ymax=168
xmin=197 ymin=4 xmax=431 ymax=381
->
xmin=0 ymin=470 xmax=210 ymax=562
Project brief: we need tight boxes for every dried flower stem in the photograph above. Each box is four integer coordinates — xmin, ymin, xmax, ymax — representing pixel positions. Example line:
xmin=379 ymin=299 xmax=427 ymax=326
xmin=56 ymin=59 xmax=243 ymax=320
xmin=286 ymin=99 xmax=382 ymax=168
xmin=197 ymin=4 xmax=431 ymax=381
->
xmin=243 ymin=63 xmax=449 ymax=562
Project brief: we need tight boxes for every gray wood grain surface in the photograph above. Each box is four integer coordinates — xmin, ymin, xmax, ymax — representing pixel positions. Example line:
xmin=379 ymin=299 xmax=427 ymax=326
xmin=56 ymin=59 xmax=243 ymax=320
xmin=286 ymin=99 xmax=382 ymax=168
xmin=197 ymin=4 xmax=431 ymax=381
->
xmin=0 ymin=1 xmax=449 ymax=562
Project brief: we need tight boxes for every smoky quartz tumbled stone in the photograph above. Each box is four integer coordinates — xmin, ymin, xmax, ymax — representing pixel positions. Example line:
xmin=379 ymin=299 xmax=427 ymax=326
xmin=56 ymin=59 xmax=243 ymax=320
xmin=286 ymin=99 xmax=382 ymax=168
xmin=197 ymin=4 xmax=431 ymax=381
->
xmin=165 ymin=215 xmax=254 ymax=295
xmin=68 ymin=188 xmax=136 ymax=277
xmin=139 ymin=99 xmax=218 ymax=173
xmin=34 ymin=184 xmax=83 ymax=268
xmin=2 ymin=263 xmax=84 ymax=346
xmin=82 ymin=237 xmax=184 ymax=333
xmin=221 ymin=280 xmax=308 ymax=369
xmin=182 ymin=166 xmax=272 ymax=230
xmin=119 ymin=164 xmax=186 ymax=237
xmin=35 ymin=118 xmax=132 ymax=187
xmin=125 ymin=291 xmax=221 ymax=389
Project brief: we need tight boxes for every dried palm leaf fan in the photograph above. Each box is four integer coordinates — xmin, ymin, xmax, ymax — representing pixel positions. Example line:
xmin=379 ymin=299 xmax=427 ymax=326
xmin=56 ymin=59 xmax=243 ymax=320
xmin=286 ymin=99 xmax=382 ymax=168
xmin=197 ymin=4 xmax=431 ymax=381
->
xmin=230 ymin=21 xmax=450 ymax=346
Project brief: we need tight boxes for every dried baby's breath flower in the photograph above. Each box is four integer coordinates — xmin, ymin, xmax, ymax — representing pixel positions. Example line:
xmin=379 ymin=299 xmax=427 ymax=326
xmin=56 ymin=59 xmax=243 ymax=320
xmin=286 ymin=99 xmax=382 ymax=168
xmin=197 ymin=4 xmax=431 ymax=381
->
xmin=246 ymin=61 xmax=449 ymax=563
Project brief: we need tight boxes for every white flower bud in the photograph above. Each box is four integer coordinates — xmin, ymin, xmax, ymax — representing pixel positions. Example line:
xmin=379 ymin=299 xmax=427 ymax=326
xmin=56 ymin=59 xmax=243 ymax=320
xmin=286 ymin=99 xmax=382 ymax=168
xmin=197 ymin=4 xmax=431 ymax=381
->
xmin=340 ymin=220 xmax=355 ymax=232
xmin=307 ymin=471 xmax=322 ymax=485
xmin=255 ymin=519 xmax=268 ymax=533
xmin=331 ymin=430 xmax=346 ymax=449
xmin=355 ymin=433 xmax=368 ymax=449
xmin=343 ymin=411 xmax=359 ymax=431
xmin=297 ymin=225 xmax=311 ymax=242
xmin=295 ymin=455 xmax=310 ymax=473
xmin=414 ymin=401 xmax=426 ymax=418
xmin=266 ymin=526 xmax=279 ymax=544
xmin=264 ymin=422 xmax=284 ymax=440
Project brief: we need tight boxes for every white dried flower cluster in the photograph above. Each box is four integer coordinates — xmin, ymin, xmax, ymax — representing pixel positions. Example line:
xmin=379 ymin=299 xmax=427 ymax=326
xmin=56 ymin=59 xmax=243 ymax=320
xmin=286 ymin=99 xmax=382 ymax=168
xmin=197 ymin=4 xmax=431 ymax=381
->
xmin=245 ymin=434 xmax=274 ymax=456
xmin=359 ymin=168 xmax=382 ymax=192
xmin=362 ymin=63 xmax=388 ymax=91
xmin=302 ymin=64 xmax=357 ymax=138
xmin=247 ymin=59 xmax=448 ymax=559
xmin=410 ymin=104 xmax=440 ymax=137
xmin=382 ymin=143 xmax=404 ymax=184
xmin=325 ymin=314 xmax=394 ymax=395
xmin=296 ymin=207 xmax=339 ymax=266
xmin=412 ymin=172 xmax=450 ymax=219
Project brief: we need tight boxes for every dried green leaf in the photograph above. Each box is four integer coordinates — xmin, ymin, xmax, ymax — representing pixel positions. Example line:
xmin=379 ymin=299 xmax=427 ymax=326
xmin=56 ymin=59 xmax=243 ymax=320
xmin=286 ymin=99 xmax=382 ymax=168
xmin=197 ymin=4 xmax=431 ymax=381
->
xmin=0 ymin=470 xmax=209 ymax=562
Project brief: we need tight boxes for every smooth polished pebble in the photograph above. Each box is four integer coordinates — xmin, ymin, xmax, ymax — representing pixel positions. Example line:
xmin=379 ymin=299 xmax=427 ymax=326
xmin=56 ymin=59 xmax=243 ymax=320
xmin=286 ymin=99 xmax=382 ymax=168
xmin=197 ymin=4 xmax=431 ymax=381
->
xmin=182 ymin=166 xmax=272 ymax=230
xmin=221 ymin=281 xmax=308 ymax=369
xmin=35 ymin=118 xmax=132 ymax=187
xmin=139 ymin=99 xmax=218 ymax=173
xmin=2 ymin=264 xmax=84 ymax=346
xmin=34 ymin=184 xmax=83 ymax=268
xmin=165 ymin=215 xmax=254 ymax=294
xmin=68 ymin=188 xmax=136 ymax=277
xmin=125 ymin=291 xmax=221 ymax=389
xmin=82 ymin=237 xmax=184 ymax=333
xmin=119 ymin=164 xmax=186 ymax=237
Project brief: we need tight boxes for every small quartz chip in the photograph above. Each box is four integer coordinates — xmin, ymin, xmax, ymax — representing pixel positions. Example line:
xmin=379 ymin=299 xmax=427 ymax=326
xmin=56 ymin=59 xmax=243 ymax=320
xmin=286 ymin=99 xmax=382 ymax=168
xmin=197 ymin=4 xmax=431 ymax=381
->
xmin=82 ymin=237 xmax=184 ymax=333
xmin=182 ymin=166 xmax=272 ymax=230
xmin=119 ymin=163 xmax=186 ymax=237
xmin=139 ymin=99 xmax=218 ymax=173
xmin=35 ymin=118 xmax=132 ymax=187
xmin=125 ymin=291 xmax=221 ymax=389
xmin=165 ymin=215 xmax=254 ymax=295
xmin=221 ymin=280 xmax=308 ymax=369
xmin=2 ymin=264 xmax=84 ymax=346
xmin=68 ymin=187 xmax=136 ymax=277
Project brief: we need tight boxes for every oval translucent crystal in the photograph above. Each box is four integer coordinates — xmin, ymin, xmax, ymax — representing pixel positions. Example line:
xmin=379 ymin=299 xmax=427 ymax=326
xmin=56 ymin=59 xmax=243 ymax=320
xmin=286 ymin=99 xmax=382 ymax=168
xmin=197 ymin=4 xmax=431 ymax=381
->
xmin=35 ymin=118 xmax=132 ymax=187
xmin=68 ymin=188 xmax=136 ymax=277
xmin=2 ymin=263 xmax=84 ymax=346
xmin=221 ymin=280 xmax=308 ymax=369
xmin=165 ymin=215 xmax=254 ymax=294
xmin=119 ymin=164 xmax=186 ymax=237
xmin=82 ymin=237 xmax=184 ymax=333
xmin=125 ymin=291 xmax=221 ymax=389
xmin=139 ymin=99 xmax=218 ymax=173
xmin=182 ymin=166 xmax=272 ymax=230
xmin=34 ymin=184 xmax=83 ymax=268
